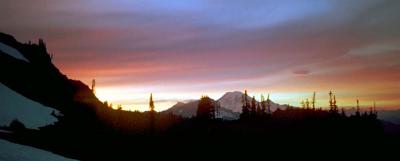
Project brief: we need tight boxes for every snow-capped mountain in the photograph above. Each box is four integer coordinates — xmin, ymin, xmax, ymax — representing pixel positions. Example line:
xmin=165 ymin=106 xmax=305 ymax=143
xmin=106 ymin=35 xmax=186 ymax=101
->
xmin=217 ymin=91 xmax=285 ymax=113
xmin=162 ymin=99 xmax=240 ymax=120
xmin=163 ymin=101 xmax=199 ymax=118
xmin=163 ymin=91 xmax=287 ymax=120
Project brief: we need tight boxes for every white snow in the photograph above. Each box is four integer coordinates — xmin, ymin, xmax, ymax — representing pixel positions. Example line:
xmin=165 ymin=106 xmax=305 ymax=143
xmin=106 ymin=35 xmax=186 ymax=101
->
xmin=0 ymin=43 xmax=29 ymax=62
xmin=0 ymin=84 xmax=58 ymax=129
xmin=0 ymin=139 xmax=76 ymax=161
xmin=218 ymin=91 xmax=286 ymax=113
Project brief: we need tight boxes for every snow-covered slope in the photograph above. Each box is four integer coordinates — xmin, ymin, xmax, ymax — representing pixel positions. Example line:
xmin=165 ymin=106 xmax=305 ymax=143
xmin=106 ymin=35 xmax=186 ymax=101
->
xmin=0 ymin=84 xmax=57 ymax=129
xmin=0 ymin=139 xmax=76 ymax=161
xmin=0 ymin=42 xmax=29 ymax=62
xmin=216 ymin=91 xmax=244 ymax=113
xmin=163 ymin=101 xmax=199 ymax=118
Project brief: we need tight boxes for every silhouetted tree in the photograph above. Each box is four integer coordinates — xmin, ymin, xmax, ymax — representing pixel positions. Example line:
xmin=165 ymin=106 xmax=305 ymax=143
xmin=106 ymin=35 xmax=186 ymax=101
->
xmin=196 ymin=96 xmax=215 ymax=120
xmin=312 ymin=92 xmax=316 ymax=110
xmin=329 ymin=91 xmax=333 ymax=110
xmin=149 ymin=93 xmax=155 ymax=112
xmin=91 ymin=79 xmax=96 ymax=94
xmin=149 ymin=93 xmax=155 ymax=133
xmin=355 ymin=99 xmax=361 ymax=117
xmin=366 ymin=106 xmax=377 ymax=120
xmin=266 ymin=94 xmax=271 ymax=114
xmin=371 ymin=101 xmax=378 ymax=119
xmin=305 ymin=98 xmax=310 ymax=109
xmin=261 ymin=94 xmax=266 ymax=114
xmin=333 ymin=95 xmax=338 ymax=112
xmin=362 ymin=111 xmax=368 ymax=118
xmin=329 ymin=91 xmax=338 ymax=113
xmin=251 ymin=96 xmax=257 ymax=116
xmin=256 ymin=102 xmax=261 ymax=116
xmin=240 ymin=90 xmax=250 ymax=119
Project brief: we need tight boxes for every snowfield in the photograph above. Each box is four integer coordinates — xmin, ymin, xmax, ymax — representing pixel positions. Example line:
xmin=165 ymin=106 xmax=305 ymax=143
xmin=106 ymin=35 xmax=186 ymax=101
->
xmin=0 ymin=84 xmax=57 ymax=129
xmin=0 ymin=139 xmax=76 ymax=161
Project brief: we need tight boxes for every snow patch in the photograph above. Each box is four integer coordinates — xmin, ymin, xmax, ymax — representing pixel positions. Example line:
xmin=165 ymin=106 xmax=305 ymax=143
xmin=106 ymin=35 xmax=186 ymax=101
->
xmin=0 ymin=84 xmax=58 ymax=129
xmin=0 ymin=42 xmax=29 ymax=62
xmin=0 ymin=139 xmax=76 ymax=161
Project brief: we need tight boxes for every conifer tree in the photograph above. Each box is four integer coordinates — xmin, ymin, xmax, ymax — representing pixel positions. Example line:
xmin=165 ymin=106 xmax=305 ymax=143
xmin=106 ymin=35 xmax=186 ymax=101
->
xmin=355 ymin=99 xmax=361 ymax=117
xmin=329 ymin=91 xmax=339 ymax=113
xmin=149 ymin=93 xmax=156 ymax=133
xmin=261 ymin=95 xmax=266 ymax=114
xmin=251 ymin=96 xmax=257 ymax=116
xmin=149 ymin=93 xmax=155 ymax=112
xmin=373 ymin=101 xmax=378 ymax=116
xmin=266 ymin=94 xmax=271 ymax=114
xmin=240 ymin=90 xmax=250 ymax=119
xmin=197 ymin=95 xmax=215 ymax=120
xmin=333 ymin=95 xmax=338 ymax=113
xmin=91 ymin=79 xmax=96 ymax=94
xmin=256 ymin=102 xmax=261 ymax=116
xmin=329 ymin=91 xmax=333 ymax=111
xmin=312 ymin=92 xmax=316 ymax=110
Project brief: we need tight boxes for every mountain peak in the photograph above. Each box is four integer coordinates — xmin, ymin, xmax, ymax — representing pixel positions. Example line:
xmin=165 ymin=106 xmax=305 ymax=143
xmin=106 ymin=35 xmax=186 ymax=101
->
xmin=221 ymin=91 xmax=243 ymax=96
xmin=218 ymin=91 xmax=285 ymax=112
xmin=218 ymin=91 xmax=246 ymax=112
xmin=164 ymin=91 xmax=287 ymax=118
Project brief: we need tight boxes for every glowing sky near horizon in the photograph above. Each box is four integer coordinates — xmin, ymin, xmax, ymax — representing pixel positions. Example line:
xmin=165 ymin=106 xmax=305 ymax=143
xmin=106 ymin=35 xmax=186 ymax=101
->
xmin=1 ymin=0 xmax=400 ymax=111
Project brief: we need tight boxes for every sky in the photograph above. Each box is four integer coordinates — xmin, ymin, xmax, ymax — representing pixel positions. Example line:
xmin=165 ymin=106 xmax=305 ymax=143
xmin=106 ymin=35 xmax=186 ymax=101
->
xmin=1 ymin=0 xmax=400 ymax=111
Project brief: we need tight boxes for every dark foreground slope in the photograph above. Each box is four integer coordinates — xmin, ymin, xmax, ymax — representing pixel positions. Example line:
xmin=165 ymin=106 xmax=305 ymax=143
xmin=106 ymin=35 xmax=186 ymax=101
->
xmin=0 ymin=32 xmax=398 ymax=160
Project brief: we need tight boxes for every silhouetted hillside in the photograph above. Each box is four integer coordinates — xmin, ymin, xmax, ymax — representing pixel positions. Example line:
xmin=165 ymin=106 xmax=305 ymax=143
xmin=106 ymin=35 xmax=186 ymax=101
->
xmin=0 ymin=32 xmax=104 ymax=124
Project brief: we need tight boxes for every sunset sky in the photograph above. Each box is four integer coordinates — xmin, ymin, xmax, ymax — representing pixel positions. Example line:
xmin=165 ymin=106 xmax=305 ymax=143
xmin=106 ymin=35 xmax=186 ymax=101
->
xmin=1 ymin=0 xmax=399 ymax=111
